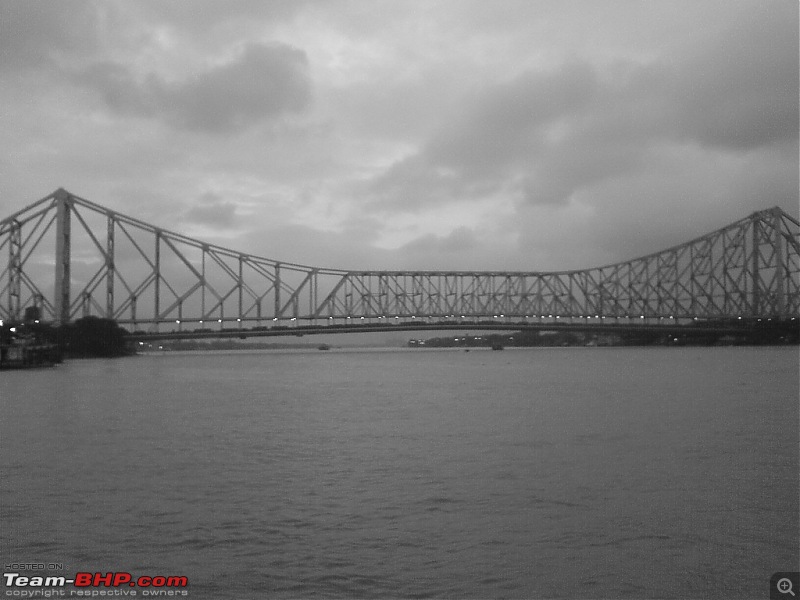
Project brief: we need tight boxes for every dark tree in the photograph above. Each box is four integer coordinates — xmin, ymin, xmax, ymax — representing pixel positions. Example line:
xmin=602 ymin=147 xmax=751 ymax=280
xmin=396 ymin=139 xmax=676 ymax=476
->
xmin=68 ymin=316 xmax=131 ymax=357
xmin=24 ymin=305 xmax=41 ymax=322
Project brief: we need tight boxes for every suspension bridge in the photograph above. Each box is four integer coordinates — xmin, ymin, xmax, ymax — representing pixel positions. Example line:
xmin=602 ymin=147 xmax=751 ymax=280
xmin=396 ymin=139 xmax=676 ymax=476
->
xmin=1 ymin=188 xmax=798 ymax=339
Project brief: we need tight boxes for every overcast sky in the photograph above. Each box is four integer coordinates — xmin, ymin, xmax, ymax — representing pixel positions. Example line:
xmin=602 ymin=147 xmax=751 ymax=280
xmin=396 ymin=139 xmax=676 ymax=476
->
xmin=1 ymin=0 xmax=797 ymax=273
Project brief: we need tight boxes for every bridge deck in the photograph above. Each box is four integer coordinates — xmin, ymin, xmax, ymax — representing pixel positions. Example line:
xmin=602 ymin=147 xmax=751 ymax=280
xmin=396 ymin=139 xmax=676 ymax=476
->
xmin=127 ymin=318 xmax=798 ymax=342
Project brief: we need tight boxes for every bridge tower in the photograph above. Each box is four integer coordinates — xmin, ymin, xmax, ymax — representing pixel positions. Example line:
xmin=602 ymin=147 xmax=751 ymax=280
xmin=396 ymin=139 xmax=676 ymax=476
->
xmin=53 ymin=188 xmax=71 ymax=326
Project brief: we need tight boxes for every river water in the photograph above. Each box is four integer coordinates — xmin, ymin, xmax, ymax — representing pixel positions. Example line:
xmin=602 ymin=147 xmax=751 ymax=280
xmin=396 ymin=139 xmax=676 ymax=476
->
xmin=1 ymin=346 xmax=798 ymax=599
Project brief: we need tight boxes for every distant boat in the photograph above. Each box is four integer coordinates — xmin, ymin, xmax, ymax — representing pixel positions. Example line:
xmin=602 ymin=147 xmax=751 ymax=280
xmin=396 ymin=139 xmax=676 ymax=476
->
xmin=317 ymin=344 xmax=331 ymax=351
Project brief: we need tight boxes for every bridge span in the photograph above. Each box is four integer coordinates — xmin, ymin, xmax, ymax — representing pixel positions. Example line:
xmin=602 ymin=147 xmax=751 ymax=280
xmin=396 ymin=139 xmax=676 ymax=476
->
xmin=129 ymin=318 xmax=793 ymax=343
xmin=1 ymin=188 xmax=798 ymax=332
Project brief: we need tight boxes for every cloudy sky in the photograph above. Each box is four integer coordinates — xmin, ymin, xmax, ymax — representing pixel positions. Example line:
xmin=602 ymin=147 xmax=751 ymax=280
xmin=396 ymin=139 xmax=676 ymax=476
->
xmin=1 ymin=0 xmax=797 ymax=273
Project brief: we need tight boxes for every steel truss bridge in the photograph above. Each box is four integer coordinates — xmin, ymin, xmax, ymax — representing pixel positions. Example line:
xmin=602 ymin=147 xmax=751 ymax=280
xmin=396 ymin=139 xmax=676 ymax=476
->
xmin=1 ymin=188 xmax=798 ymax=337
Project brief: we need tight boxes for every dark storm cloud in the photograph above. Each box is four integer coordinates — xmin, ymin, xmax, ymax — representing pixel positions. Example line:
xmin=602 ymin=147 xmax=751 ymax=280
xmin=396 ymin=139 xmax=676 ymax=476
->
xmin=184 ymin=193 xmax=238 ymax=227
xmin=667 ymin=0 xmax=798 ymax=150
xmin=135 ymin=0 xmax=311 ymax=32
xmin=370 ymin=63 xmax=598 ymax=207
xmin=0 ymin=1 xmax=98 ymax=70
xmin=74 ymin=43 xmax=312 ymax=133
xmin=400 ymin=227 xmax=479 ymax=255
xmin=237 ymin=221 xmax=492 ymax=272
xmin=369 ymin=0 xmax=797 ymax=212
xmin=238 ymin=223 xmax=394 ymax=270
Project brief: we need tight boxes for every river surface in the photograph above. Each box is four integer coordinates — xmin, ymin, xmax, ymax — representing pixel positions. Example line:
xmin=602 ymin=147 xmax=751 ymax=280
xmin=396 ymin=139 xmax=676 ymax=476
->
xmin=1 ymin=346 xmax=798 ymax=599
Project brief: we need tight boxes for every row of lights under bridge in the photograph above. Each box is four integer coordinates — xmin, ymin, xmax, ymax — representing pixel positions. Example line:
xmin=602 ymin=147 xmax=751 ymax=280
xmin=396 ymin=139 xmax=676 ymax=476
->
xmin=135 ymin=313 xmax=796 ymax=330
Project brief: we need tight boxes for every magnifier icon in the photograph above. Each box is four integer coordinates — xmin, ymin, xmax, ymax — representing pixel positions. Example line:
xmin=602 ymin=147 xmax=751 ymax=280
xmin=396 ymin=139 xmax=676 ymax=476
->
xmin=778 ymin=578 xmax=796 ymax=596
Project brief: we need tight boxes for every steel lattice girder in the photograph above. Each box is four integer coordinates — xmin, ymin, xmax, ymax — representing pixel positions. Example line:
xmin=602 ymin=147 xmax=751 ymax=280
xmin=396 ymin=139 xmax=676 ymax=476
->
xmin=0 ymin=189 xmax=798 ymax=327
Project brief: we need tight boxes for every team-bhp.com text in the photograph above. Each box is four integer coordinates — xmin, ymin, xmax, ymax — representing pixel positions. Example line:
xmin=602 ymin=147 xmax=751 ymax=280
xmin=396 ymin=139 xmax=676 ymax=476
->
xmin=4 ymin=573 xmax=188 ymax=597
